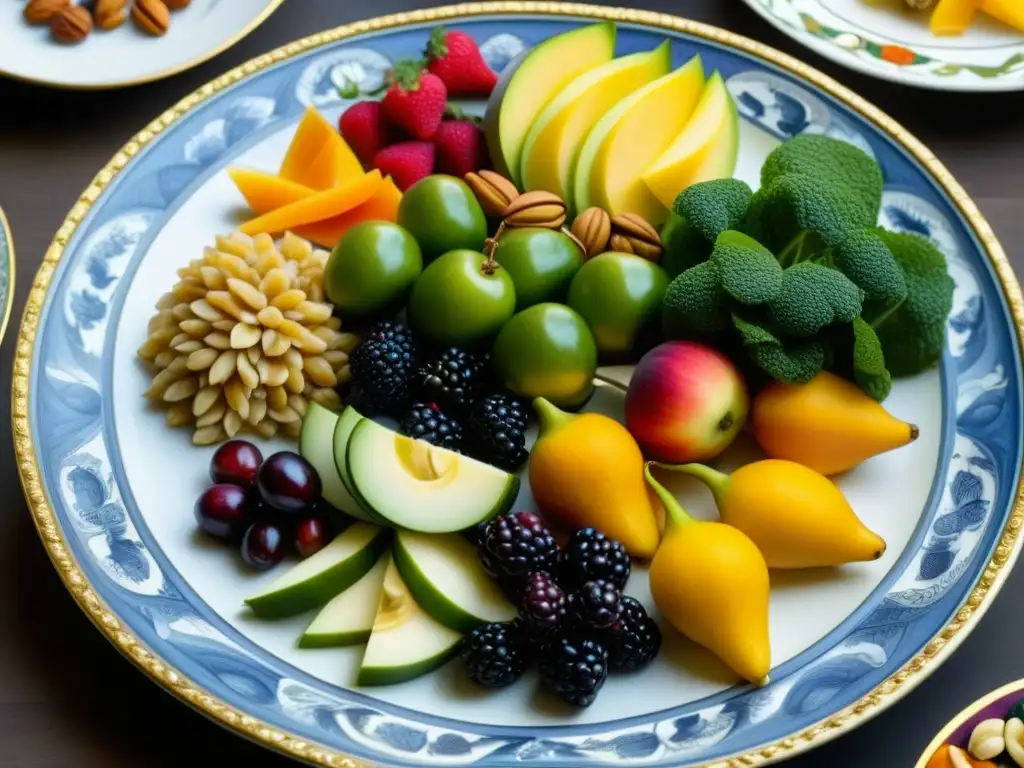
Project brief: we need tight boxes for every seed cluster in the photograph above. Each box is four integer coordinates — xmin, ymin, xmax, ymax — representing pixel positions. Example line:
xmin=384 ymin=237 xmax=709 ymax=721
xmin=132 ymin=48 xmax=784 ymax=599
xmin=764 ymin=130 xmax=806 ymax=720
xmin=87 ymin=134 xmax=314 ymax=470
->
xmin=138 ymin=231 xmax=357 ymax=445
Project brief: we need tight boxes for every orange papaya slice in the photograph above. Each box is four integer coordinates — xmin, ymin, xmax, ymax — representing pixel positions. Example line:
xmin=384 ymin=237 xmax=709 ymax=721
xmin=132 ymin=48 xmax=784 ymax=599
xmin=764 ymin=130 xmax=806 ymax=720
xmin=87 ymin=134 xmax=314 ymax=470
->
xmin=239 ymin=170 xmax=383 ymax=236
xmin=930 ymin=0 xmax=980 ymax=35
xmin=981 ymin=0 xmax=1024 ymax=30
xmin=302 ymin=131 xmax=365 ymax=190
xmin=228 ymin=168 xmax=314 ymax=214
xmin=278 ymin=107 xmax=361 ymax=189
xmin=293 ymin=177 xmax=403 ymax=248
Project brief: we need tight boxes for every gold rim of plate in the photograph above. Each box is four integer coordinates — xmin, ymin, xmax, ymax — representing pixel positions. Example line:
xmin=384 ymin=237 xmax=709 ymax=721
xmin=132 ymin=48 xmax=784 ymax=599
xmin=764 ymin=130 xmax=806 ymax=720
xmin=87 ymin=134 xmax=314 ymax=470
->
xmin=0 ymin=0 xmax=285 ymax=91
xmin=10 ymin=4 xmax=1024 ymax=766
xmin=914 ymin=678 xmax=1024 ymax=767
xmin=0 ymin=207 xmax=16 ymax=350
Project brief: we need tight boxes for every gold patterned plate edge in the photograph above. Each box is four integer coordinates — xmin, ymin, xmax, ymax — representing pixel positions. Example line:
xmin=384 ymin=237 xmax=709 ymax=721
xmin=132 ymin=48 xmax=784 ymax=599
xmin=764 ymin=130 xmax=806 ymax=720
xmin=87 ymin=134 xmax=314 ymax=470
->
xmin=914 ymin=678 xmax=1024 ymax=767
xmin=0 ymin=206 xmax=16 ymax=350
xmin=0 ymin=0 xmax=285 ymax=91
xmin=10 ymin=4 xmax=1024 ymax=766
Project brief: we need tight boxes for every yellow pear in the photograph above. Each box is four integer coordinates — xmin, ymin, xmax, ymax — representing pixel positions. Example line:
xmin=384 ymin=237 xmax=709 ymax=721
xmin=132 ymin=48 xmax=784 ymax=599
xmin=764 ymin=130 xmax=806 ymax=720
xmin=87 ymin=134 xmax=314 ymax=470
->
xmin=752 ymin=371 xmax=919 ymax=476
xmin=645 ymin=464 xmax=771 ymax=686
xmin=657 ymin=459 xmax=886 ymax=569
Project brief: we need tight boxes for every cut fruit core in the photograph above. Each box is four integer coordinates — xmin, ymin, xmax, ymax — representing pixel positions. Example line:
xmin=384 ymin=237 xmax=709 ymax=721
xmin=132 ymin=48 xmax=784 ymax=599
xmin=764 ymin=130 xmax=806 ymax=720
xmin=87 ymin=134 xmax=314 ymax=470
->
xmin=395 ymin=435 xmax=457 ymax=481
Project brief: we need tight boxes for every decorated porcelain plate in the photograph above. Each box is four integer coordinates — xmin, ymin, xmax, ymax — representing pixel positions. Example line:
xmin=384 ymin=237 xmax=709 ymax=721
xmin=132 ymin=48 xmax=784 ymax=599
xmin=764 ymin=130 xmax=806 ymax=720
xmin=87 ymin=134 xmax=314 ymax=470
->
xmin=916 ymin=680 xmax=1024 ymax=767
xmin=12 ymin=3 xmax=1024 ymax=767
xmin=739 ymin=0 xmax=1024 ymax=92
xmin=0 ymin=0 xmax=283 ymax=89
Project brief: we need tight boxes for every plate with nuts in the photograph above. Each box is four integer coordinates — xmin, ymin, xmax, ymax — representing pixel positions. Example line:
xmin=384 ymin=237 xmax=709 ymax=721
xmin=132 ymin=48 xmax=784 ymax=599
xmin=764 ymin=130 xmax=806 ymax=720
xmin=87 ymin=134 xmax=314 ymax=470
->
xmin=739 ymin=0 xmax=1024 ymax=91
xmin=917 ymin=680 xmax=1024 ymax=767
xmin=10 ymin=5 xmax=1024 ymax=768
xmin=1 ymin=0 xmax=284 ymax=88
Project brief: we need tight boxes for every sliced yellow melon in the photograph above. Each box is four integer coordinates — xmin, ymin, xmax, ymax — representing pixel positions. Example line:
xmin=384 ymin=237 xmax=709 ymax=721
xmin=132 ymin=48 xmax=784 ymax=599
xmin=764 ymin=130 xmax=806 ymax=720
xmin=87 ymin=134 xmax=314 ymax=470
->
xmin=981 ymin=0 xmax=1024 ymax=30
xmin=930 ymin=0 xmax=980 ymax=35
xmin=641 ymin=72 xmax=739 ymax=210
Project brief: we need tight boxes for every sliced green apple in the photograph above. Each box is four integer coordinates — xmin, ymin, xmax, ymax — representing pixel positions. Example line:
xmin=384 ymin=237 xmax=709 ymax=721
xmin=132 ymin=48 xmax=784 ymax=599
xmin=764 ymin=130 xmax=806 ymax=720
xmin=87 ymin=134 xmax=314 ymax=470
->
xmin=300 ymin=402 xmax=374 ymax=522
xmin=244 ymin=522 xmax=391 ymax=618
xmin=300 ymin=551 xmax=389 ymax=648
xmin=358 ymin=554 xmax=463 ymax=686
xmin=393 ymin=531 xmax=515 ymax=633
xmin=485 ymin=22 xmax=616 ymax=186
xmin=641 ymin=71 xmax=740 ymax=210
xmin=344 ymin=419 xmax=520 ymax=533
xmin=520 ymin=41 xmax=671 ymax=210
xmin=574 ymin=54 xmax=706 ymax=228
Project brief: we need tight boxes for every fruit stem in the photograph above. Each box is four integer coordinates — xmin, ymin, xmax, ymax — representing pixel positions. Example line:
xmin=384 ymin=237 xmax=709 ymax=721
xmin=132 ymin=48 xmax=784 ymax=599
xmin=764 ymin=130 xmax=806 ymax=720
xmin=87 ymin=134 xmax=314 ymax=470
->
xmin=481 ymin=221 xmax=506 ymax=275
xmin=533 ymin=397 xmax=574 ymax=436
xmin=652 ymin=462 xmax=730 ymax=511
xmin=909 ymin=424 xmax=920 ymax=442
xmin=644 ymin=463 xmax=695 ymax=531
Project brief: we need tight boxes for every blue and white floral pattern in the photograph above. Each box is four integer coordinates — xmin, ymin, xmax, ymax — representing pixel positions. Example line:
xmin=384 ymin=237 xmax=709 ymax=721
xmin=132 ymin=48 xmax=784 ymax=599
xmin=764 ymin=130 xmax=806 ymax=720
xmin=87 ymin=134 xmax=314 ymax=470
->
xmin=24 ymin=18 xmax=1022 ymax=767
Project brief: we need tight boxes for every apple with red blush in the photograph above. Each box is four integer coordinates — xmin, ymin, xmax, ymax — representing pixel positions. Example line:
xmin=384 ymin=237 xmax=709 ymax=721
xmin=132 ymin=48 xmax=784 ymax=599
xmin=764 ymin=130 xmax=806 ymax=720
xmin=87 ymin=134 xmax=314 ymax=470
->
xmin=624 ymin=340 xmax=749 ymax=463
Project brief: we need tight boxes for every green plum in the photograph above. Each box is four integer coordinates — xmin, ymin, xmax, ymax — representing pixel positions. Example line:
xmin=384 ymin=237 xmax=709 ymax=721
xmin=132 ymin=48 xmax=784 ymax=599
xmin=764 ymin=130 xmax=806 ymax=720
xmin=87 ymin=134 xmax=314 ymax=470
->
xmin=397 ymin=175 xmax=488 ymax=263
xmin=324 ymin=221 xmax=423 ymax=320
xmin=567 ymin=251 xmax=669 ymax=362
xmin=491 ymin=303 xmax=597 ymax=410
xmin=493 ymin=228 xmax=583 ymax=311
xmin=407 ymin=250 xmax=516 ymax=348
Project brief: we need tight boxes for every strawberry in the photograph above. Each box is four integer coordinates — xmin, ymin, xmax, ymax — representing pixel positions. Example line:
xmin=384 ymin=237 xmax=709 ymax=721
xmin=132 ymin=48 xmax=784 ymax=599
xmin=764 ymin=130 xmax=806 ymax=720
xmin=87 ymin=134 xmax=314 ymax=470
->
xmin=425 ymin=27 xmax=498 ymax=98
xmin=373 ymin=141 xmax=435 ymax=191
xmin=381 ymin=61 xmax=447 ymax=141
xmin=434 ymin=120 xmax=486 ymax=178
xmin=338 ymin=101 xmax=393 ymax=164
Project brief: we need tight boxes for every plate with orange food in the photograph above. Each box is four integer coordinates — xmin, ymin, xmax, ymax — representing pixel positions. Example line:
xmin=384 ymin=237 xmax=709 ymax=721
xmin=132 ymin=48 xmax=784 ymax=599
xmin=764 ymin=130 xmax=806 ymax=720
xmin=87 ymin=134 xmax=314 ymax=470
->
xmin=917 ymin=680 xmax=1024 ymax=767
xmin=11 ymin=3 xmax=1024 ymax=767
xmin=740 ymin=0 xmax=1024 ymax=91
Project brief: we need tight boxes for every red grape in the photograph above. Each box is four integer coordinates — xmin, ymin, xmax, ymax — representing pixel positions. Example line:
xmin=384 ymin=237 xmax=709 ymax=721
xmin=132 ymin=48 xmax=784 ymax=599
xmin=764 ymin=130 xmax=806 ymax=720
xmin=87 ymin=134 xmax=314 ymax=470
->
xmin=257 ymin=452 xmax=321 ymax=514
xmin=210 ymin=440 xmax=263 ymax=487
xmin=194 ymin=484 xmax=250 ymax=542
xmin=295 ymin=516 xmax=332 ymax=559
xmin=241 ymin=522 xmax=285 ymax=570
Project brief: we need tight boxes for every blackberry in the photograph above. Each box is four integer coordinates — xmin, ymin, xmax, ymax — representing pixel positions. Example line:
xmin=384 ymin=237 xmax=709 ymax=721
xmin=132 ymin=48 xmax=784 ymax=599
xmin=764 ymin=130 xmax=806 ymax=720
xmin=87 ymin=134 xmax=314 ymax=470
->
xmin=519 ymin=571 xmax=567 ymax=638
xmin=539 ymin=635 xmax=609 ymax=707
xmin=568 ymin=580 xmax=622 ymax=630
xmin=400 ymin=402 xmax=463 ymax=451
xmin=603 ymin=596 xmax=662 ymax=673
xmin=560 ymin=528 xmax=631 ymax=592
xmin=467 ymin=393 xmax=529 ymax=471
xmin=418 ymin=347 xmax=488 ymax=413
xmin=481 ymin=512 xmax=560 ymax=590
xmin=461 ymin=621 xmax=528 ymax=687
xmin=348 ymin=321 xmax=419 ymax=415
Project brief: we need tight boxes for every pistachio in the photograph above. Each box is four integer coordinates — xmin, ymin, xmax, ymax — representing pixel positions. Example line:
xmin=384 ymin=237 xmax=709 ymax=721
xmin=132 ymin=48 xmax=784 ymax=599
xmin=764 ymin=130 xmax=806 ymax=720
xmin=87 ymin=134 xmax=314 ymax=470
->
xmin=131 ymin=0 xmax=170 ymax=35
xmin=24 ymin=0 xmax=69 ymax=25
xmin=609 ymin=212 xmax=663 ymax=262
xmin=49 ymin=5 xmax=92 ymax=43
xmin=94 ymin=0 xmax=128 ymax=30
xmin=465 ymin=170 xmax=519 ymax=217
xmin=968 ymin=718 xmax=1006 ymax=761
xmin=1005 ymin=717 xmax=1024 ymax=767
xmin=570 ymin=207 xmax=611 ymax=260
xmin=502 ymin=190 xmax=566 ymax=230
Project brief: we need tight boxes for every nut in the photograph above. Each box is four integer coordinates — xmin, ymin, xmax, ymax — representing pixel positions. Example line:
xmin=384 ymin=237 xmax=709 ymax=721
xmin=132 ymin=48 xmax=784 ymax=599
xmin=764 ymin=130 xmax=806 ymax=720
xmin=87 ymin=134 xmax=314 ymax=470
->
xmin=24 ymin=0 xmax=69 ymax=25
xmin=131 ymin=0 xmax=170 ymax=35
xmin=570 ymin=207 xmax=611 ymax=260
xmin=94 ymin=0 xmax=128 ymax=30
xmin=464 ymin=170 xmax=519 ymax=217
xmin=164 ymin=0 xmax=191 ymax=7
xmin=609 ymin=212 xmax=663 ymax=262
xmin=968 ymin=718 xmax=1006 ymax=761
xmin=50 ymin=5 xmax=92 ymax=43
xmin=502 ymin=190 xmax=566 ymax=229
xmin=1005 ymin=718 xmax=1024 ymax=767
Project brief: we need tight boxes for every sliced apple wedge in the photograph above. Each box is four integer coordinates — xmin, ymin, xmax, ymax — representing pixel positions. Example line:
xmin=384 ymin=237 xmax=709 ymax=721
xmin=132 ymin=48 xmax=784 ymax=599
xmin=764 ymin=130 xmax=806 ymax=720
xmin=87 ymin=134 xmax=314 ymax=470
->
xmin=244 ymin=522 xmax=391 ymax=619
xmin=641 ymin=71 xmax=740 ymax=210
xmin=574 ymin=55 xmax=706 ymax=227
xmin=343 ymin=419 xmax=519 ymax=533
xmin=300 ymin=403 xmax=375 ymax=522
xmin=300 ymin=551 xmax=389 ymax=648
xmin=393 ymin=531 xmax=516 ymax=633
xmin=520 ymin=41 xmax=672 ymax=209
xmin=358 ymin=554 xmax=463 ymax=686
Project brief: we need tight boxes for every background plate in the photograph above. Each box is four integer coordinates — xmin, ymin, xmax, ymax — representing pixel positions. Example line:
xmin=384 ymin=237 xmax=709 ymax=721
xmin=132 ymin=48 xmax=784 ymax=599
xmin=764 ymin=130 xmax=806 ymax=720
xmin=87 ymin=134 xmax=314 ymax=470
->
xmin=915 ymin=679 xmax=1024 ymax=766
xmin=0 ymin=207 xmax=13 ymax=348
xmin=12 ymin=3 xmax=1024 ymax=766
xmin=738 ymin=0 xmax=1024 ymax=92
xmin=0 ymin=0 xmax=283 ymax=89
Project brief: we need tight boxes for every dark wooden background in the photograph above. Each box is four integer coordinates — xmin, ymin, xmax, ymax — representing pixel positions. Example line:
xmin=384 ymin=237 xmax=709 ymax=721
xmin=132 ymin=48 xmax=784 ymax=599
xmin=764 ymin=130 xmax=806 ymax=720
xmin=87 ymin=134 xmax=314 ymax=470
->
xmin=0 ymin=0 xmax=1021 ymax=765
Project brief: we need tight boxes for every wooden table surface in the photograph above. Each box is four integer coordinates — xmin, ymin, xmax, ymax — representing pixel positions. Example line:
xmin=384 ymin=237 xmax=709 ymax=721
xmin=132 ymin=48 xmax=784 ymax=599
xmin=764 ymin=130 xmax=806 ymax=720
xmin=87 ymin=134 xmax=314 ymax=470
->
xmin=0 ymin=1 xmax=1021 ymax=765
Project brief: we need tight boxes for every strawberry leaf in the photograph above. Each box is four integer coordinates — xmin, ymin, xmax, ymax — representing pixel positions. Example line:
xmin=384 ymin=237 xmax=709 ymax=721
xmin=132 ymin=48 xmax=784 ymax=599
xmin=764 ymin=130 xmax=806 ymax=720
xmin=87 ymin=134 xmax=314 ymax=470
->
xmin=443 ymin=104 xmax=483 ymax=125
xmin=389 ymin=59 xmax=426 ymax=91
xmin=427 ymin=27 xmax=449 ymax=60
